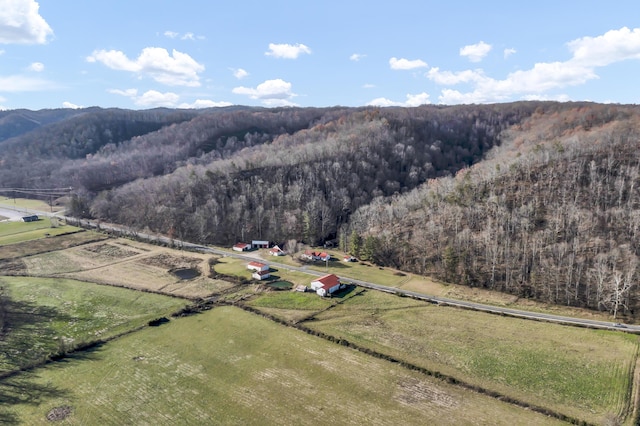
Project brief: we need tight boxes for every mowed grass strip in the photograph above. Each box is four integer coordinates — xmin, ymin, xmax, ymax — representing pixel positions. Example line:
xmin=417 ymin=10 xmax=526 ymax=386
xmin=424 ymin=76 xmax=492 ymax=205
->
xmin=304 ymin=290 xmax=639 ymax=424
xmin=0 ymin=276 xmax=187 ymax=373
xmin=2 ymin=306 xmax=565 ymax=426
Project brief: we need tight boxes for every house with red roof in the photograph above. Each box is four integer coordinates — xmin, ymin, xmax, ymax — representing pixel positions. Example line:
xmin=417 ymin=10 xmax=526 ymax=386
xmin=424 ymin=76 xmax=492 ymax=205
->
xmin=310 ymin=274 xmax=342 ymax=297
xmin=301 ymin=250 xmax=331 ymax=262
xmin=247 ymin=261 xmax=269 ymax=272
xmin=233 ymin=242 xmax=251 ymax=252
xmin=247 ymin=261 xmax=270 ymax=280
xmin=269 ymin=245 xmax=286 ymax=256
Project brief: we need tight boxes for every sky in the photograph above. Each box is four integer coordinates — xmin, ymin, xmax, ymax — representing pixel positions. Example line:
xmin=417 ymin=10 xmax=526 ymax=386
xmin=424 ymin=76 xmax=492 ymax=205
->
xmin=2 ymin=0 xmax=640 ymax=110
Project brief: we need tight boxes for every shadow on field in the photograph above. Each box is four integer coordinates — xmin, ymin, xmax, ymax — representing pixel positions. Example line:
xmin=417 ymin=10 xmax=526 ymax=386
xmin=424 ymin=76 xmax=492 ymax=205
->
xmin=1 ymin=291 xmax=74 ymax=370
xmin=0 ymin=372 xmax=71 ymax=424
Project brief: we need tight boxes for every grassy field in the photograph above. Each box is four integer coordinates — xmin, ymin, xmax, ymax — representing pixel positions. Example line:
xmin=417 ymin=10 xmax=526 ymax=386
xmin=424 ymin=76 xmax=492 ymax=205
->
xmin=0 ymin=196 xmax=64 ymax=213
xmin=0 ymin=231 xmax=107 ymax=261
xmin=1 ymin=306 xmax=565 ymax=426
xmin=300 ymin=289 xmax=638 ymax=424
xmin=0 ymin=276 xmax=188 ymax=374
xmin=0 ymin=218 xmax=81 ymax=244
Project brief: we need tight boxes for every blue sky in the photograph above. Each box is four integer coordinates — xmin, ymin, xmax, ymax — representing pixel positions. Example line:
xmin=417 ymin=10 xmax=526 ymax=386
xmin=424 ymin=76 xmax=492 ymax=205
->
xmin=2 ymin=0 xmax=640 ymax=110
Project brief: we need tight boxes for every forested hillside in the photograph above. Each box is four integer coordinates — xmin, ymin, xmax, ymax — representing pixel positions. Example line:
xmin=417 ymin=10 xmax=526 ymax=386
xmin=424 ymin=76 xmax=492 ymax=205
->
xmin=2 ymin=101 xmax=639 ymax=317
xmin=349 ymin=104 xmax=640 ymax=317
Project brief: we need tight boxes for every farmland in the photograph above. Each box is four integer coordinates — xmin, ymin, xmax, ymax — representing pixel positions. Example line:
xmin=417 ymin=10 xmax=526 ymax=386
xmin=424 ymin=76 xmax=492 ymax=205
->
xmin=1 ymin=217 xmax=639 ymax=424
xmin=2 ymin=306 xmax=565 ymax=426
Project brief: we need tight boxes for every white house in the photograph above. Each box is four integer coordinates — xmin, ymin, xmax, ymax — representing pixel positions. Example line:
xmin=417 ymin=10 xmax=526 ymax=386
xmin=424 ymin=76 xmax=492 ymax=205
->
xmin=247 ymin=261 xmax=270 ymax=280
xmin=302 ymin=250 xmax=331 ymax=262
xmin=247 ymin=261 xmax=269 ymax=272
xmin=269 ymin=245 xmax=285 ymax=256
xmin=233 ymin=242 xmax=251 ymax=252
xmin=252 ymin=270 xmax=271 ymax=280
xmin=310 ymin=274 xmax=341 ymax=297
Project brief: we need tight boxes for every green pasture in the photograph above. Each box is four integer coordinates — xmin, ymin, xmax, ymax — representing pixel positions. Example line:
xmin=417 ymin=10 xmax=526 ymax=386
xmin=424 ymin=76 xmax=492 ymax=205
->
xmin=1 ymin=306 xmax=564 ymax=425
xmin=0 ymin=276 xmax=187 ymax=374
xmin=304 ymin=290 xmax=639 ymax=424
xmin=0 ymin=218 xmax=81 ymax=245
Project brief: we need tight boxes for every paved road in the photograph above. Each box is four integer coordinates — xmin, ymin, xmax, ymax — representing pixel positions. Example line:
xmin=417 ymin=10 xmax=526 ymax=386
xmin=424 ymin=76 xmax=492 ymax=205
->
xmin=6 ymin=203 xmax=638 ymax=334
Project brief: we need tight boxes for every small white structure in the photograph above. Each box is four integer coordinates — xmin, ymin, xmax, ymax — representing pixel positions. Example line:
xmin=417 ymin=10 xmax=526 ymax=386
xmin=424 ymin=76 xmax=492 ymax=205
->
xmin=343 ymin=255 xmax=356 ymax=262
xmin=310 ymin=274 xmax=341 ymax=297
xmin=233 ymin=242 xmax=250 ymax=252
xmin=252 ymin=270 xmax=271 ymax=280
xmin=247 ymin=261 xmax=269 ymax=272
xmin=269 ymin=245 xmax=286 ymax=256
xmin=247 ymin=261 xmax=270 ymax=281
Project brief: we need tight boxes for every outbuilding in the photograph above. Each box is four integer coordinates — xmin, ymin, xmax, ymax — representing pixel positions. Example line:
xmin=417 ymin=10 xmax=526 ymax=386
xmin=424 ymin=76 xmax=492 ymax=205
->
xmin=310 ymin=274 xmax=341 ymax=297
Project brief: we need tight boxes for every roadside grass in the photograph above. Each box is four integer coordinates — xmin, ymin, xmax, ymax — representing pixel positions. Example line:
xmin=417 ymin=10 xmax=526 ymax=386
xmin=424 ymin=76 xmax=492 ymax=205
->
xmin=0 ymin=276 xmax=187 ymax=374
xmin=304 ymin=290 xmax=638 ymax=424
xmin=0 ymin=217 xmax=70 ymax=237
xmin=2 ymin=306 xmax=565 ymax=426
xmin=0 ymin=196 xmax=63 ymax=213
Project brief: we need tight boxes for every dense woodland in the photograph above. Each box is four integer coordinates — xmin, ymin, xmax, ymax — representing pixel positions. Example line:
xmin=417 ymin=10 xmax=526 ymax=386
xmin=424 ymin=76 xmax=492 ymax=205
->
xmin=1 ymin=102 xmax=640 ymax=317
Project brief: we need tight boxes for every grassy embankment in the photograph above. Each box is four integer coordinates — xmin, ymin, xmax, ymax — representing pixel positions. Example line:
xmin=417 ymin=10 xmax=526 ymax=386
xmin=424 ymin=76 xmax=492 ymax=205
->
xmin=2 ymin=306 xmax=566 ymax=426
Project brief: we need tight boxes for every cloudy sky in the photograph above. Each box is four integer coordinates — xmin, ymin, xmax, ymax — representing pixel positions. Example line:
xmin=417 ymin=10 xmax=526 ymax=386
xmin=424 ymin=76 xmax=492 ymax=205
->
xmin=1 ymin=0 xmax=640 ymax=110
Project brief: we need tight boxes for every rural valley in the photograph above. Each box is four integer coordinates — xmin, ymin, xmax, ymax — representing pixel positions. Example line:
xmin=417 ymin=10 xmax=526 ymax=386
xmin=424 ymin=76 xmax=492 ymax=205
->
xmin=2 ymin=102 xmax=640 ymax=425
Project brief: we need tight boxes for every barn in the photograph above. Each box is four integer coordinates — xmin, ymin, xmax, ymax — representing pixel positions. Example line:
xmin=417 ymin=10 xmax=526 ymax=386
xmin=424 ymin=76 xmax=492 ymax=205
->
xmin=310 ymin=274 xmax=341 ymax=297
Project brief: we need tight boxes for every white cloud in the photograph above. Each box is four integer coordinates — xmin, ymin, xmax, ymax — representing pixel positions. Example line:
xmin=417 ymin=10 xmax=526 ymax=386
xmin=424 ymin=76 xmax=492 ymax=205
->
xmin=109 ymin=88 xmax=138 ymax=97
xmin=460 ymin=41 xmax=492 ymax=62
xmin=135 ymin=90 xmax=180 ymax=107
xmin=0 ymin=49 xmax=4 ymax=55
xmin=367 ymin=92 xmax=430 ymax=107
xmin=27 ymin=61 xmax=44 ymax=72
xmin=567 ymin=26 xmax=640 ymax=67
xmin=163 ymin=30 xmax=203 ymax=41
xmin=362 ymin=83 xmax=375 ymax=89
xmin=265 ymin=43 xmax=311 ymax=59
xmin=504 ymin=48 xmax=516 ymax=59
xmin=62 ymin=101 xmax=82 ymax=109
xmin=350 ymin=53 xmax=366 ymax=61
xmin=232 ymin=68 xmax=249 ymax=79
xmin=87 ymin=47 xmax=205 ymax=87
xmin=389 ymin=57 xmax=428 ymax=70
xmin=427 ymin=68 xmax=486 ymax=85
xmin=233 ymin=78 xmax=295 ymax=100
xmin=0 ymin=74 xmax=52 ymax=91
xmin=429 ymin=27 xmax=640 ymax=104
xmin=178 ymin=99 xmax=233 ymax=109
xmin=0 ymin=0 xmax=53 ymax=44
xmin=110 ymin=88 xmax=180 ymax=107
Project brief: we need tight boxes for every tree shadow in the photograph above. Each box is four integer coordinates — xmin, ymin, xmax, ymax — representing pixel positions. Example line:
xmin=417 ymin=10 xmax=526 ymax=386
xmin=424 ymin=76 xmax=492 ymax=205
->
xmin=0 ymin=286 xmax=104 ymax=423
xmin=0 ymin=371 xmax=72 ymax=425
xmin=1 ymin=292 xmax=75 ymax=371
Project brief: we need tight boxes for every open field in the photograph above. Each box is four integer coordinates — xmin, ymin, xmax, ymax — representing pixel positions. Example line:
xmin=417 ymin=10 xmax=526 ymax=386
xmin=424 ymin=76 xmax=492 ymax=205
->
xmin=0 ymin=218 xmax=81 ymax=244
xmin=10 ymin=237 xmax=234 ymax=299
xmin=0 ymin=230 xmax=108 ymax=261
xmin=0 ymin=276 xmax=187 ymax=374
xmin=301 ymin=289 xmax=639 ymax=424
xmin=1 ymin=306 xmax=565 ymax=426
